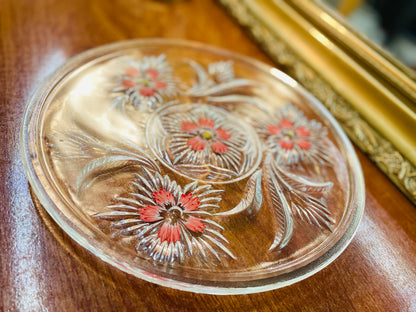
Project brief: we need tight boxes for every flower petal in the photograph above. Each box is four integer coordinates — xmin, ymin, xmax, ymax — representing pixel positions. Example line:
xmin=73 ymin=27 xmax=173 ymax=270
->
xmin=216 ymin=127 xmax=232 ymax=140
xmin=295 ymin=126 xmax=310 ymax=137
xmin=280 ymin=119 xmax=293 ymax=129
xmin=153 ymin=189 xmax=175 ymax=206
xmin=139 ymin=87 xmax=155 ymax=97
xmin=211 ymin=141 xmax=228 ymax=154
xmin=179 ymin=193 xmax=200 ymax=211
xmin=139 ymin=205 xmax=163 ymax=222
xmin=267 ymin=125 xmax=281 ymax=135
xmin=122 ymin=79 xmax=135 ymax=88
xmin=181 ymin=121 xmax=199 ymax=133
xmin=198 ymin=118 xmax=215 ymax=129
xmin=183 ymin=216 xmax=206 ymax=233
xmin=158 ymin=223 xmax=181 ymax=243
xmin=297 ymin=139 xmax=311 ymax=150
xmin=187 ymin=136 xmax=206 ymax=151
xmin=125 ymin=67 xmax=140 ymax=78
xmin=155 ymin=81 xmax=167 ymax=90
xmin=279 ymin=139 xmax=294 ymax=150
xmin=145 ymin=69 xmax=159 ymax=80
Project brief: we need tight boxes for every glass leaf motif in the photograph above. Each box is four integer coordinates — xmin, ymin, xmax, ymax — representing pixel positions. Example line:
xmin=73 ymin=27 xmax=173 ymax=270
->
xmin=49 ymin=55 xmax=335 ymax=265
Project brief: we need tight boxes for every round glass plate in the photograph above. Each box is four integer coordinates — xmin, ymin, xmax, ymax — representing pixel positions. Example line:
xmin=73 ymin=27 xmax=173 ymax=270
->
xmin=20 ymin=39 xmax=364 ymax=294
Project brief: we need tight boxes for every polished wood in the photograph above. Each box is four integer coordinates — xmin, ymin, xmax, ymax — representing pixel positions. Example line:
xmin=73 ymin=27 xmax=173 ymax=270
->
xmin=1 ymin=0 xmax=415 ymax=311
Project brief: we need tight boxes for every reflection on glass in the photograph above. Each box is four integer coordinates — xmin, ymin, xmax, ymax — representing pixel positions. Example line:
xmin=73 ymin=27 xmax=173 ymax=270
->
xmin=324 ymin=0 xmax=416 ymax=70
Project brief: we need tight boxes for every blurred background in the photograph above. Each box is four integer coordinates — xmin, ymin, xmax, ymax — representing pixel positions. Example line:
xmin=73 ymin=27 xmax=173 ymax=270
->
xmin=324 ymin=0 xmax=416 ymax=70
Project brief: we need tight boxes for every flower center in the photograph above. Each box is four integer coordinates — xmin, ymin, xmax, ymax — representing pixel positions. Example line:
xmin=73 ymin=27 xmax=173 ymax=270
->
xmin=142 ymin=78 xmax=149 ymax=85
xmin=165 ymin=206 xmax=183 ymax=224
xmin=199 ymin=129 xmax=214 ymax=140
xmin=283 ymin=129 xmax=295 ymax=138
xmin=203 ymin=131 xmax=212 ymax=139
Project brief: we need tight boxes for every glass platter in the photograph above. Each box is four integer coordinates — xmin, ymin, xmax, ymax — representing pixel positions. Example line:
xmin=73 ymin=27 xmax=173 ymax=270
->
xmin=20 ymin=39 xmax=365 ymax=294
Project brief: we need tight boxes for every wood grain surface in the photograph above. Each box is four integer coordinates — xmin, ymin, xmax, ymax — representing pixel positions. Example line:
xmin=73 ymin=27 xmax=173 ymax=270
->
xmin=1 ymin=0 xmax=415 ymax=311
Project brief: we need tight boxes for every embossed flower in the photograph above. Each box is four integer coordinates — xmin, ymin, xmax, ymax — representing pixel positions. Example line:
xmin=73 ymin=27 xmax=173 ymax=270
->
xmin=138 ymin=188 xmax=205 ymax=245
xmin=154 ymin=104 xmax=261 ymax=182
xmin=207 ymin=60 xmax=235 ymax=84
xmin=181 ymin=118 xmax=232 ymax=155
xmin=111 ymin=55 xmax=176 ymax=111
xmin=95 ymin=169 xmax=234 ymax=264
xmin=257 ymin=103 xmax=330 ymax=166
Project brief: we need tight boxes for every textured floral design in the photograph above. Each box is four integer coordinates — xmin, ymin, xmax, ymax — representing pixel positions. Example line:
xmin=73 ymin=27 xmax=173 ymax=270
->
xmin=257 ymin=103 xmax=330 ymax=166
xmin=163 ymin=106 xmax=245 ymax=177
xmin=148 ymin=104 xmax=261 ymax=182
xmin=207 ymin=61 xmax=235 ymax=83
xmin=184 ymin=59 xmax=266 ymax=113
xmin=257 ymin=103 xmax=334 ymax=250
xmin=180 ymin=117 xmax=232 ymax=155
xmin=49 ymin=55 xmax=338 ymax=262
xmin=95 ymin=169 xmax=234 ymax=264
xmin=111 ymin=55 xmax=176 ymax=111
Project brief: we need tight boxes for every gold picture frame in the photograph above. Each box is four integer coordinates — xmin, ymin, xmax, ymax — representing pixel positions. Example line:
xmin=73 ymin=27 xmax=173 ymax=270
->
xmin=219 ymin=0 xmax=416 ymax=204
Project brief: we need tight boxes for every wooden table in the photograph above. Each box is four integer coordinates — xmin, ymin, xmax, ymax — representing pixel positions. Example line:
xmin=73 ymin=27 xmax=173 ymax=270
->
xmin=1 ymin=0 xmax=415 ymax=310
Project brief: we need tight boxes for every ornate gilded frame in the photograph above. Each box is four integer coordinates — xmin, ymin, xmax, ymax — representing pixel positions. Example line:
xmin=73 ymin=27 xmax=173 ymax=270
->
xmin=219 ymin=0 xmax=416 ymax=204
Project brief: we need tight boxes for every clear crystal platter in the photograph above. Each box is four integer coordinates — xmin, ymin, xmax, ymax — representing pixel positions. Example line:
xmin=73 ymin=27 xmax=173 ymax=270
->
xmin=20 ymin=39 xmax=365 ymax=294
